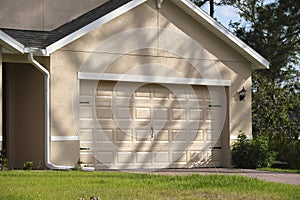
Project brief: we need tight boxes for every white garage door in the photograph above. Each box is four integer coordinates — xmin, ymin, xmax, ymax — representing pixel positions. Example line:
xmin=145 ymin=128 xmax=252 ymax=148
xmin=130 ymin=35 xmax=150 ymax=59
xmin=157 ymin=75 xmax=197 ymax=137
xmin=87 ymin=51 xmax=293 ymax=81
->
xmin=79 ymin=80 xmax=225 ymax=169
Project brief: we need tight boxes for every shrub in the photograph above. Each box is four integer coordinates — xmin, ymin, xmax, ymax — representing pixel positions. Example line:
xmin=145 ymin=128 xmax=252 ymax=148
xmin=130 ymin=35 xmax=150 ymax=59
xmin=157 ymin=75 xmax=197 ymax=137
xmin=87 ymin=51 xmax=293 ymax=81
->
xmin=231 ymin=131 xmax=276 ymax=169
xmin=0 ymin=149 xmax=8 ymax=170
xmin=23 ymin=161 xmax=34 ymax=170
xmin=282 ymin=140 xmax=300 ymax=169
xmin=73 ymin=159 xmax=84 ymax=171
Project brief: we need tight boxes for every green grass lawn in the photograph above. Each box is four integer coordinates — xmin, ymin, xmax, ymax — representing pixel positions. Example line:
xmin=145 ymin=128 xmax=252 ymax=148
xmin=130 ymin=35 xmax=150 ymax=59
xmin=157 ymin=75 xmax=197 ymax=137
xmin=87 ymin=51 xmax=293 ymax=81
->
xmin=0 ymin=171 xmax=299 ymax=200
xmin=258 ymin=168 xmax=300 ymax=173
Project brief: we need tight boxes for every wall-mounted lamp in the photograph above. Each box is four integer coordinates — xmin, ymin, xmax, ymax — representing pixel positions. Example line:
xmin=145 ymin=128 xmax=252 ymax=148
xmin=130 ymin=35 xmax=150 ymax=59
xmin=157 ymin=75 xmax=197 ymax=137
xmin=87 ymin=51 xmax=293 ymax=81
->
xmin=238 ymin=86 xmax=247 ymax=101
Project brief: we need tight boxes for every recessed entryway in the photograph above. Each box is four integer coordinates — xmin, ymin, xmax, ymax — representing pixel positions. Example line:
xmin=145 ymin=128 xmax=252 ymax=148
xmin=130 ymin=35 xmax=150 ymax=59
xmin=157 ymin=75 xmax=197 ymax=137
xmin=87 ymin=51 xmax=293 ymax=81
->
xmin=3 ymin=63 xmax=45 ymax=169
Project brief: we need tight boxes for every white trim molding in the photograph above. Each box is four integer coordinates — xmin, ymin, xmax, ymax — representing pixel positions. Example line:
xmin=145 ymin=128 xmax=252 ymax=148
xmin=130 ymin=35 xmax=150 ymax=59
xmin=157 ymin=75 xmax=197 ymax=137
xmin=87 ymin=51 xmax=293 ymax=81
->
xmin=46 ymin=0 xmax=147 ymax=54
xmin=78 ymin=72 xmax=231 ymax=86
xmin=51 ymin=136 xmax=80 ymax=142
xmin=170 ymin=0 xmax=269 ymax=69
xmin=0 ymin=30 xmax=25 ymax=53
xmin=0 ymin=136 xmax=2 ymax=142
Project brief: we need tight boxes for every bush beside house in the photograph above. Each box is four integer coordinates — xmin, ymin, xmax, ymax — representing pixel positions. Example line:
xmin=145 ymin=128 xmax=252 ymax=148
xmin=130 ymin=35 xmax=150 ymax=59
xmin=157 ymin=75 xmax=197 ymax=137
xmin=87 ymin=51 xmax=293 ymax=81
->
xmin=231 ymin=131 xmax=276 ymax=169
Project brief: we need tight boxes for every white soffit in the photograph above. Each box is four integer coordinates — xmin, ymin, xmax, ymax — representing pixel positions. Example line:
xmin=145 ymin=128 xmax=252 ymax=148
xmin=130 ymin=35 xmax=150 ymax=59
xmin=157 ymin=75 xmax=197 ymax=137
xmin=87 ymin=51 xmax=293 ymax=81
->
xmin=78 ymin=72 xmax=231 ymax=86
xmin=46 ymin=0 xmax=147 ymax=54
xmin=170 ymin=0 xmax=269 ymax=69
xmin=0 ymin=30 xmax=25 ymax=53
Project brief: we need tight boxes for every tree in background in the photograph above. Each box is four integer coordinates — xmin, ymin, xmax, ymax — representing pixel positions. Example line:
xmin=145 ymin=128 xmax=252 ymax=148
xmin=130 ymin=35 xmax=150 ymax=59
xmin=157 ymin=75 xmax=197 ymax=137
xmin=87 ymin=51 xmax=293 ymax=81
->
xmin=194 ymin=0 xmax=300 ymax=168
xmin=192 ymin=0 xmax=215 ymax=17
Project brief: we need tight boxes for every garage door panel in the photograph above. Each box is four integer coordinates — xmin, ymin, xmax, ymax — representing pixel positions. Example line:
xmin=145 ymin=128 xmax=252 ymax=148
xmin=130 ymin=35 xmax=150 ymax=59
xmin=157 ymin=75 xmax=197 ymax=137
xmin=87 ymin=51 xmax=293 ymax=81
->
xmin=189 ymin=109 xmax=204 ymax=121
xmin=116 ymin=129 xmax=132 ymax=143
xmin=80 ymin=129 xmax=94 ymax=141
xmin=190 ymin=130 xmax=205 ymax=141
xmin=80 ymin=81 xmax=224 ymax=169
xmin=96 ymin=152 xmax=114 ymax=164
xmin=172 ymin=151 xmax=187 ymax=163
xmin=135 ymin=129 xmax=152 ymax=142
xmin=172 ymin=129 xmax=187 ymax=141
xmin=153 ymin=87 xmax=170 ymax=100
xmin=154 ymin=152 xmax=169 ymax=163
xmin=79 ymin=107 xmax=94 ymax=118
xmin=96 ymin=107 xmax=113 ymax=119
xmin=136 ymin=152 xmax=152 ymax=164
xmin=171 ymin=108 xmax=186 ymax=121
xmin=154 ymin=129 xmax=169 ymax=142
xmin=153 ymin=108 xmax=169 ymax=121
xmin=135 ymin=108 xmax=151 ymax=120
xmin=117 ymin=152 xmax=133 ymax=164
xmin=96 ymin=129 xmax=113 ymax=142
xmin=135 ymin=89 xmax=151 ymax=99
xmin=114 ymin=107 xmax=133 ymax=120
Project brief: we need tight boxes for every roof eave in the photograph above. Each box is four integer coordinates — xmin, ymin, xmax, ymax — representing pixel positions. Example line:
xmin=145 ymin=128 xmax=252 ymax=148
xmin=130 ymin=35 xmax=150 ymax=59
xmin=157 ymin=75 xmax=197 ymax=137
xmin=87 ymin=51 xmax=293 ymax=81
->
xmin=0 ymin=30 xmax=25 ymax=54
xmin=170 ymin=0 xmax=269 ymax=70
xmin=46 ymin=0 xmax=147 ymax=55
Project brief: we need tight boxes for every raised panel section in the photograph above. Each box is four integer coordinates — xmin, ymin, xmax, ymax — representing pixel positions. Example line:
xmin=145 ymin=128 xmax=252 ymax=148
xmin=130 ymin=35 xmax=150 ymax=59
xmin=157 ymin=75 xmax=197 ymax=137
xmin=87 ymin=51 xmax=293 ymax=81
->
xmin=153 ymin=87 xmax=169 ymax=99
xmin=79 ymin=129 xmax=94 ymax=141
xmin=172 ymin=129 xmax=187 ymax=141
xmin=190 ymin=130 xmax=204 ymax=142
xmin=97 ymin=107 xmax=113 ymax=119
xmin=97 ymin=129 xmax=113 ymax=142
xmin=116 ymin=129 xmax=132 ymax=143
xmin=135 ymin=129 xmax=150 ymax=142
xmin=117 ymin=152 xmax=132 ymax=164
xmin=154 ymin=130 xmax=169 ymax=142
xmin=189 ymin=109 xmax=203 ymax=121
xmin=153 ymin=108 xmax=168 ymax=121
xmin=116 ymin=107 xmax=132 ymax=120
xmin=97 ymin=152 xmax=114 ymax=164
xmin=135 ymin=108 xmax=151 ymax=120
xmin=154 ymin=152 xmax=169 ymax=163
xmin=136 ymin=152 xmax=152 ymax=163
xmin=172 ymin=109 xmax=186 ymax=121
xmin=80 ymin=107 xmax=93 ymax=118
xmin=172 ymin=151 xmax=187 ymax=163
xmin=135 ymin=87 xmax=151 ymax=99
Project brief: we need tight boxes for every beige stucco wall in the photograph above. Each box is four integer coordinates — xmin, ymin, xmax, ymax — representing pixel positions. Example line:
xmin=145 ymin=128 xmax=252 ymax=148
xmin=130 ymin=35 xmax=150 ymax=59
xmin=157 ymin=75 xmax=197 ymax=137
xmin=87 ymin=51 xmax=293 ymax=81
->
xmin=50 ymin=0 xmax=252 ymax=166
xmin=0 ymin=0 xmax=109 ymax=31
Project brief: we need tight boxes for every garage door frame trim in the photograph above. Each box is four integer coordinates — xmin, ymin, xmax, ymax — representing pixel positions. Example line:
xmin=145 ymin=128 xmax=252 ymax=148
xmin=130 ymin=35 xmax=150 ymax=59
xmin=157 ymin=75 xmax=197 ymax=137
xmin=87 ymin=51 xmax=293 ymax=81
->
xmin=78 ymin=72 xmax=231 ymax=86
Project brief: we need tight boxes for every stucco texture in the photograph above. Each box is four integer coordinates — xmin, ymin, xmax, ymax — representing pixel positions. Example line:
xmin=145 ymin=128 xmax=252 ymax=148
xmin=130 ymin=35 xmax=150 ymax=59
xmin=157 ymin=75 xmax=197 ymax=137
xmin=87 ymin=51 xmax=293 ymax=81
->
xmin=49 ymin=0 xmax=252 ymax=166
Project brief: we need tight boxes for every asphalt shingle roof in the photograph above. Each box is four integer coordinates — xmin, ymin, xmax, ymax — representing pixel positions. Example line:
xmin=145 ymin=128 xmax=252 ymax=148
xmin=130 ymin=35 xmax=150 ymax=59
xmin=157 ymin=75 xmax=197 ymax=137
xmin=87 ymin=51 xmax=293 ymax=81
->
xmin=1 ymin=0 xmax=132 ymax=48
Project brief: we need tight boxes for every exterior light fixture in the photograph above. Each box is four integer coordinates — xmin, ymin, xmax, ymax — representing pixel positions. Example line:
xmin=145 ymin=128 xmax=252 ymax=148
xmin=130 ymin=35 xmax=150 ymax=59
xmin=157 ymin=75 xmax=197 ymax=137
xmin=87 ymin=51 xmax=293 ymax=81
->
xmin=238 ymin=86 xmax=247 ymax=101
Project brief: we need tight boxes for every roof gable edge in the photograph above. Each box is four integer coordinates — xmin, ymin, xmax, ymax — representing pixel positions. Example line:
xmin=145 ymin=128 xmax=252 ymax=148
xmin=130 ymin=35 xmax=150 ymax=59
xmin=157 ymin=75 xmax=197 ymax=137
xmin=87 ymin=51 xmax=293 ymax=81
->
xmin=0 ymin=30 xmax=25 ymax=53
xmin=171 ymin=0 xmax=269 ymax=69
xmin=46 ymin=0 xmax=147 ymax=55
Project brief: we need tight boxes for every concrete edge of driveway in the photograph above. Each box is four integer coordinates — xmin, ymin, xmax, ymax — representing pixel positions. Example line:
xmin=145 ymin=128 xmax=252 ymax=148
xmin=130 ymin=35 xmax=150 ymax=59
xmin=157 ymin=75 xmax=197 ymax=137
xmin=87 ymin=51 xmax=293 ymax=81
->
xmin=147 ymin=168 xmax=300 ymax=185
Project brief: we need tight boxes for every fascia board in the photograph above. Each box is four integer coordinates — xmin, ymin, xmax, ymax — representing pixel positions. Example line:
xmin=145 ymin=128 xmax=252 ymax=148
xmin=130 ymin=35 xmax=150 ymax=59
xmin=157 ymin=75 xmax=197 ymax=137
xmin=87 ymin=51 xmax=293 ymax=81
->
xmin=171 ymin=0 xmax=269 ymax=69
xmin=0 ymin=30 xmax=25 ymax=53
xmin=46 ymin=0 xmax=147 ymax=54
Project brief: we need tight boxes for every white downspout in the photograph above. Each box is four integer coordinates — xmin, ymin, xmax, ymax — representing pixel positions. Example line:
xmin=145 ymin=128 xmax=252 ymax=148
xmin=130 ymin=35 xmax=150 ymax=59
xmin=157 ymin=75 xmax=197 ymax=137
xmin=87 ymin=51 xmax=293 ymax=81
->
xmin=28 ymin=52 xmax=73 ymax=170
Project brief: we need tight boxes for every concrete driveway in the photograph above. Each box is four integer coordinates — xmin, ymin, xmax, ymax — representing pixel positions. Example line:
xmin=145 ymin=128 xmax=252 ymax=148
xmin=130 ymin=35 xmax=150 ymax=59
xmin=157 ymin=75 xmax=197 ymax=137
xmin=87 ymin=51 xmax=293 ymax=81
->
xmin=149 ymin=168 xmax=300 ymax=185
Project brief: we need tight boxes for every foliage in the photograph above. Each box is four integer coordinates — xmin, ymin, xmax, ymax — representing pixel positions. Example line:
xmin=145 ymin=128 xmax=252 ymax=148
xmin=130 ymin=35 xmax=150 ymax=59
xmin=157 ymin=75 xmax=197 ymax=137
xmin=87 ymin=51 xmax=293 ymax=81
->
xmin=280 ymin=140 xmax=300 ymax=169
xmin=217 ymin=0 xmax=300 ymax=167
xmin=0 ymin=149 xmax=8 ymax=171
xmin=23 ymin=161 xmax=34 ymax=171
xmin=73 ymin=159 xmax=84 ymax=171
xmin=0 ymin=171 xmax=299 ymax=200
xmin=231 ymin=131 xmax=276 ymax=169
xmin=192 ymin=0 xmax=215 ymax=16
